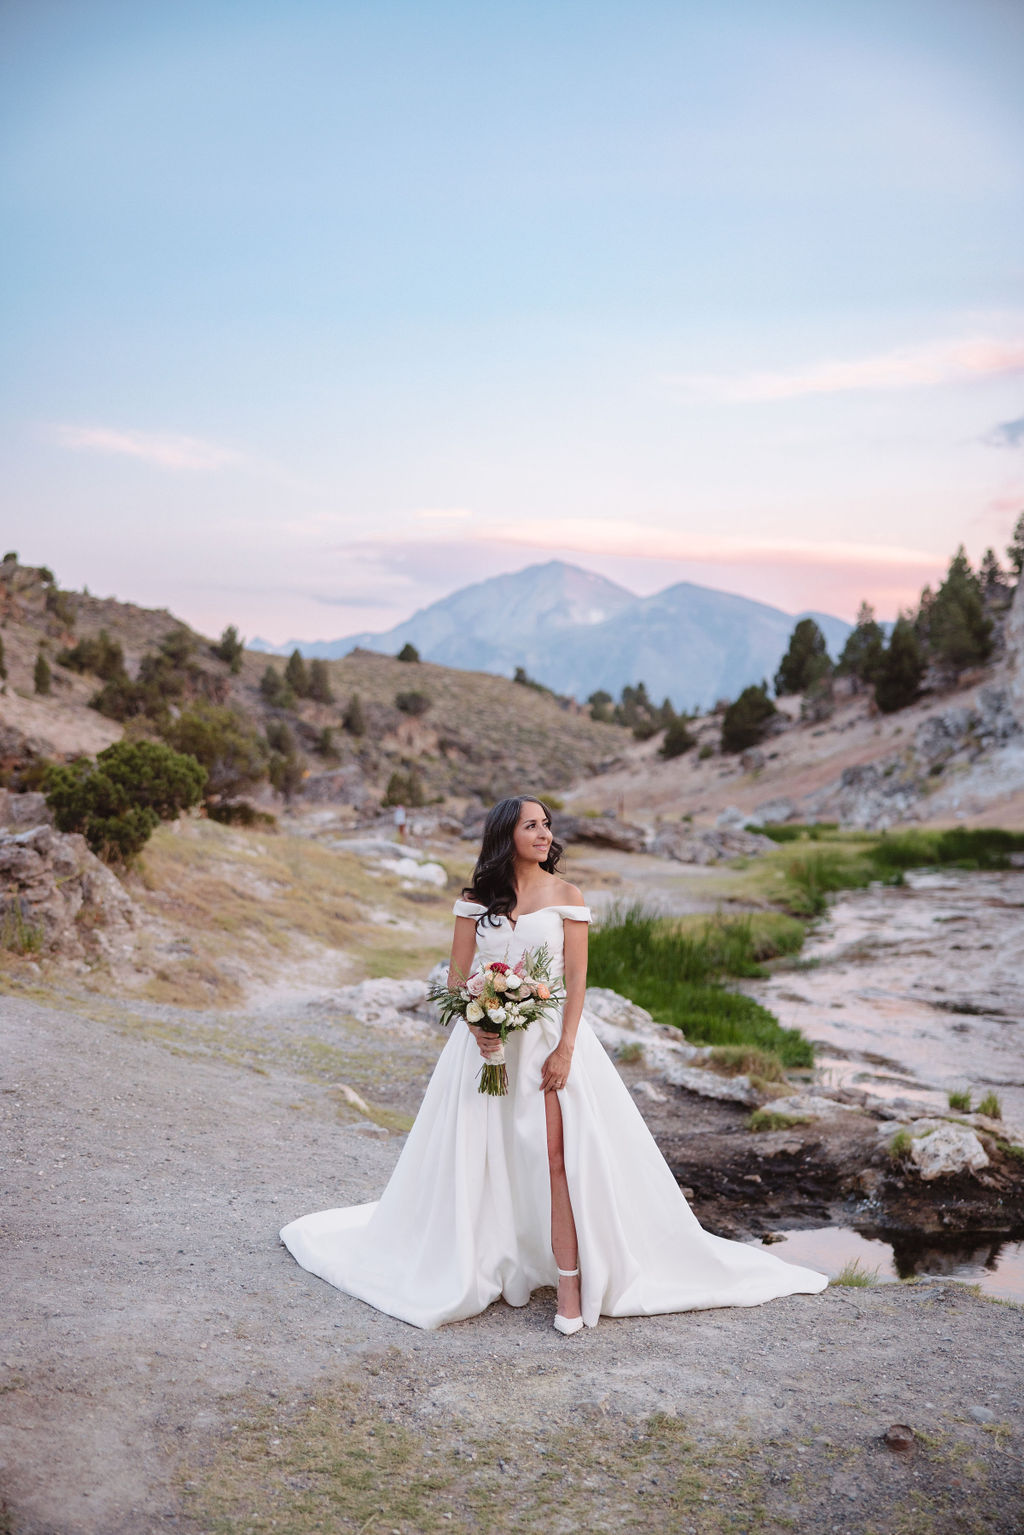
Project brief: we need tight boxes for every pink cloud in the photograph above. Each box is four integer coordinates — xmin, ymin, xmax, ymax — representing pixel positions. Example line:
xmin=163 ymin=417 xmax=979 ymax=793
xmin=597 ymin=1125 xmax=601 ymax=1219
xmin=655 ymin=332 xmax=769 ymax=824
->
xmin=52 ymin=423 xmax=242 ymax=471
xmin=669 ymin=337 xmax=1024 ymax=402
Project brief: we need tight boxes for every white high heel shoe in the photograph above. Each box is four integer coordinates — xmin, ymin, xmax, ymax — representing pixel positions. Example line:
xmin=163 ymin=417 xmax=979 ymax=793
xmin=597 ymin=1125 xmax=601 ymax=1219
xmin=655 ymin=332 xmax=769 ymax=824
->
xmin=553 ymin=1266 xmax=584 ymax=1335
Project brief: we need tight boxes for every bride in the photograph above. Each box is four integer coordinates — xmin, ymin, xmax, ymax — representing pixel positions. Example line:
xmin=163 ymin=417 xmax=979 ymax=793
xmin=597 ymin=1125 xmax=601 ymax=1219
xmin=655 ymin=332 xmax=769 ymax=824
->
xmin=280 ymin=794 xmax=828 ymax=1331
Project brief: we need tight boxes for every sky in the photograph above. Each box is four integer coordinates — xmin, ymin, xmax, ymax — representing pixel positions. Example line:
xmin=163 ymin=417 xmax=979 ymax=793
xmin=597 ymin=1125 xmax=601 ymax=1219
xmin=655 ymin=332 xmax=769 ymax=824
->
xmin=2 ymin=0 xmax=1023 ymax=643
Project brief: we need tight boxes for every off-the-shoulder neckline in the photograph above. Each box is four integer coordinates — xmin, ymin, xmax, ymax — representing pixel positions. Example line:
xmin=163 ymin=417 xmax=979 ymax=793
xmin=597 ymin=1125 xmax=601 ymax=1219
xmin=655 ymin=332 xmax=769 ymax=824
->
xmin=454 ymin=900 xmax=590 ymax=930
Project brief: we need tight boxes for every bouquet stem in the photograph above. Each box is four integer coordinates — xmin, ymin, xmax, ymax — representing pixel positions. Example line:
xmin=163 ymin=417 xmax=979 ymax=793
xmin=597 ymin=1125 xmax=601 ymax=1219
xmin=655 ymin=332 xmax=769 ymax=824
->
xmin=478 ymin=1060 xmax=509 ymax=1096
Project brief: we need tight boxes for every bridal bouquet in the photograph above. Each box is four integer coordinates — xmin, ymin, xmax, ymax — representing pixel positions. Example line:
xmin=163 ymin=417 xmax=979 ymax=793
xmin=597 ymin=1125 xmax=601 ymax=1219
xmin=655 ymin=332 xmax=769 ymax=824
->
xmin=428 ymin=945 xmax=565 ymax=1096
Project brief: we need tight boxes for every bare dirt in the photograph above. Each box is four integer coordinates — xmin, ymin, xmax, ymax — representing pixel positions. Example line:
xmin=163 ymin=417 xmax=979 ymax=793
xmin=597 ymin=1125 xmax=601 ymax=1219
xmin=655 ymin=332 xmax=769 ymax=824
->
xmin=2 ymin=984 xmax=1023 ymax=1535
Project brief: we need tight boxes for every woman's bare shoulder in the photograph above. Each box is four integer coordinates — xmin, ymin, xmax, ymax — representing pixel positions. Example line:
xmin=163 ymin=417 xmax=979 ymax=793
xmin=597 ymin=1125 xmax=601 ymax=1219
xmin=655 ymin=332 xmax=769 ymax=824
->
xmin=551 ymin=878 xmax=584 ymax=905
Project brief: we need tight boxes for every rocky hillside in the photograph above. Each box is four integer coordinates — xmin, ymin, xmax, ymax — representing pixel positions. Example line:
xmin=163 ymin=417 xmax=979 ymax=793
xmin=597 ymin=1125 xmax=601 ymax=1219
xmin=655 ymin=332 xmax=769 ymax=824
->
xmin=0 ymin=556 xmax=629 ymax=809
xmin=565 ymin=574 xmax=1024 ymax=834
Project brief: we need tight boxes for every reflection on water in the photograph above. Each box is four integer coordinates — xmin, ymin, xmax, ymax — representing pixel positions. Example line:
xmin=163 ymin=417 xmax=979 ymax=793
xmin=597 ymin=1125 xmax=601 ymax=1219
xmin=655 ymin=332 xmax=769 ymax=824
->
xmin=755 ymin=1225 xmax=1024 ymax=1302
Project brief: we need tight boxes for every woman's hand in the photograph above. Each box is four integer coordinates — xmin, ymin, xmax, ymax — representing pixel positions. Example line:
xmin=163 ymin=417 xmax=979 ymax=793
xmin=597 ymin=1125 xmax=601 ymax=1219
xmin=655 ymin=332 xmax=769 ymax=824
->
xmin=540 ymin=1042 xmax=574 ymax=1093
xmin=467 ymin=1023 xmax=503 ymax=1059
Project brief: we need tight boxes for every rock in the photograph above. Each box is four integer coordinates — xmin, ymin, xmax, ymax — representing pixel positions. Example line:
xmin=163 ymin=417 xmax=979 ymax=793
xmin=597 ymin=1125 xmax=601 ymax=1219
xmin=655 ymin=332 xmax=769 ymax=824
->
xmin=968 ymin=1405 xmax=997 ymax=1424
xmin=888 ymin=1119 xmax=992 ymax=1181
xmin=583 ymin=986 xmax=706 ymax=1072
xmin=883 ymin=1424 xmax=915 ymax=1453
xmin=377 ymin=856 xmax=448 ymax=887
xmin=762 ymin=1094 xmax=857 ymax=1119
xmin=332 ymin=1082 xmax=373 ymax=1116
xmin=740 ymin=747 xmax=766 ymax=772
xmin=632 ymin=1080 xmax=668 ymax=1104
xmin=0 ymin=789 xmax=51 ymax=830
xmin=650 ymin=824 xmax=777 ymax=865
xmin=556 ymin=815 xmax=648 ymax=853
xmin=319 ymin=977 xmax=435 ymax=1034
xmin=0 ymin=824 xmax=138 ymax=962
xmin=753 ymin=797 xmax=798 ymax=825
xmin=975 ymin=686 xmax=1020 ymax=746
xmin=716 ymin=805 xmax=752 ymax=830
xmin=661 ymin=1063 xmax=759 ymax=1105
xmin=300 ymin=767 xmax=370 ymax=806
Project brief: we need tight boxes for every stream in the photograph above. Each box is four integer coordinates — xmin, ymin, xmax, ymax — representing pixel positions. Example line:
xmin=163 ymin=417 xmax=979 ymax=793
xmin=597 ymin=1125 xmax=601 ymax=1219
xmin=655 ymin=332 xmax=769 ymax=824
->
xmin=750 ymin=868 xmax=1024 ymax=1298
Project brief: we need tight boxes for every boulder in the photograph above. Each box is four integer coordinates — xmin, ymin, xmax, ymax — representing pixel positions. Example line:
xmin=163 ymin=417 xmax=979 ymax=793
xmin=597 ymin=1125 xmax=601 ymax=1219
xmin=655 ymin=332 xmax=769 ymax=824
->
xmin=316 ymin=977 xmax=435 ymax=1035
xmin=907 ymin=1121 xmax=990 ymax=1181
xmin=556 ymin=815 xmax=649 ymax=853
xmin=753 ymin=797 xmax=798 ymax=825
xmin=651 ymin=823 xmax=777 ymax=865
xmin=661 ymin=1062 xmax=759 ymax=1105
xmin=0 ymin=789 xmax=51 ymax=830
xmin=0 ymin=824 xmax=138 ymax=962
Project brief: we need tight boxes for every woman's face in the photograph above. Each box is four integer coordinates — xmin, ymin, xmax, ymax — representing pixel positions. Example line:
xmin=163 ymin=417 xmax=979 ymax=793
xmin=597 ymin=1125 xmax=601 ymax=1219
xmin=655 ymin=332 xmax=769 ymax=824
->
xmin=512 ymin=801 xmax=553 ymax=865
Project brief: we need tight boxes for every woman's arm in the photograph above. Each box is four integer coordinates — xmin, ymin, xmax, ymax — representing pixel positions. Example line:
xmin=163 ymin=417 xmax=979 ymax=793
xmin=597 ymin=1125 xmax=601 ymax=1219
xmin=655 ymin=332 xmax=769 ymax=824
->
xmin=540 ymin=910 xmax=588 ymax=1093
xmin=448 ymin=916 xmax=478 ymax=989
xmin=449 ymin=915 xmax=501 ymax=1059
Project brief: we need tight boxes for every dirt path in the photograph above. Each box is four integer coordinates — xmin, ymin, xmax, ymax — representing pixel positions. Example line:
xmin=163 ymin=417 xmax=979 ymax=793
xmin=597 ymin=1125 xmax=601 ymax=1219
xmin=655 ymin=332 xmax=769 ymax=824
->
xmin=2 ymin=988 xmax=1022 ymax=1534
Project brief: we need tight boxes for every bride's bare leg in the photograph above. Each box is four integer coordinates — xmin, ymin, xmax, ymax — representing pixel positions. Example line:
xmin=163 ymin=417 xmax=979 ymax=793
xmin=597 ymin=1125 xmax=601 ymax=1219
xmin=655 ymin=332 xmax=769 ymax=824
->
xmin=545 ymin=1090 xmax=581 ymax=1319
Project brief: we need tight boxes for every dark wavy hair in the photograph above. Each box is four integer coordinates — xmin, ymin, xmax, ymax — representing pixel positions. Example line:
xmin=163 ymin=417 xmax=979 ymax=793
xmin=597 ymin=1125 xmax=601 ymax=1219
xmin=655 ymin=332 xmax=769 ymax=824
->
xmin=463 ymin=794 xmax=564 ymax=926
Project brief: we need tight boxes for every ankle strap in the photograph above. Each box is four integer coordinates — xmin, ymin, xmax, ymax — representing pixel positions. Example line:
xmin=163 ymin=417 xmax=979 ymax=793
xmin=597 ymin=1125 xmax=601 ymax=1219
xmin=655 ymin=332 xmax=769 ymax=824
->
xmin=557 ymin=1266 xmax=579 ymax=1277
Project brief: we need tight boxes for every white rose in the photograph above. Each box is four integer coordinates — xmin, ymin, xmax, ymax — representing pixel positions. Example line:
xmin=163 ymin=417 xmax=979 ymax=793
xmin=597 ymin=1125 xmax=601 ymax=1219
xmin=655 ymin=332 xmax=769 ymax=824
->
xmin=465 ymin=1000 xmax=484 ymax=1022
xmin=504 ymin=973 xmax=521 ymax=990
xmin=486 ymin=1007 xmax=507 ymax=1025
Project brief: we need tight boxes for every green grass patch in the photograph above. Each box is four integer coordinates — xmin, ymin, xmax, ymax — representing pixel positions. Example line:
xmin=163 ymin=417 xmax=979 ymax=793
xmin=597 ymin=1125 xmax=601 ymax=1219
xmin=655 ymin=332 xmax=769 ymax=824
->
xmin=947 ymin=1088 xmax=971 ymax=1112
xmin=747 ymin=1108 xmax=809 ymax=1132
xmin=747 ymin=821 xmax=839 ymax=842
xmin=888 ymin=1128 xmax=913 ymax=1162
xmin=588 ymin=904 xmax=812 ymax=1067
xmin=706 ymin=1045 xmax=787 ymax=1083
xmin=868 ymin=826 xmax=1024 ymax=874
xmin=831 ymin=1260 xmax=879 ymax=1287
xmin=976 ymin=1091 xmax=1002 ymax=1119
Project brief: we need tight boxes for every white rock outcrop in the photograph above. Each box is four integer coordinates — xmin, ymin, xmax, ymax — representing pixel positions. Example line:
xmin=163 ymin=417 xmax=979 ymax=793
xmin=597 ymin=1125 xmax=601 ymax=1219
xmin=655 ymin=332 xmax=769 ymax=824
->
xmin=881 ymin=1118 xmax=991 ymax=1181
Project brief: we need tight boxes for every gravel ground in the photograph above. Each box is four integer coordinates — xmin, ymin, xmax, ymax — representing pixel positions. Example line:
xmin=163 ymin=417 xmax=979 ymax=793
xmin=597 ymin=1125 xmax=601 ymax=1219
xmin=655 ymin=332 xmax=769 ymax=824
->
xmin=2 ymin=988 xmax=1022 ymax=1534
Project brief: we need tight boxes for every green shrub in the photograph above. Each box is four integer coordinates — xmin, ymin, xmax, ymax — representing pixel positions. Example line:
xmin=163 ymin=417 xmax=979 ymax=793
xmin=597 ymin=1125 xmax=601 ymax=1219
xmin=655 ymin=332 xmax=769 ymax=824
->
xmin=383 ymin=768 xmax=426 ymax=808
xmin=58 ymin=629 xmax=125 ymax=680
xmin=2 ymin=551 xmax=17 ymax=564
xmin=947 ymin=1088 xmax=971 ymax=1113
xmin=161 ymin=703 xmax=268 ymax=805
xmin=308 ymin=658 xmax=334 ymax=705
xmin=395 ymin=690 xmax=431 ymax=717
xmin=587 ymin=689 xmax=614 ymax=723
xmin=211 ymin=625 xmax=245 ymax=673
xmin=46 ymin=587 xmax=77 ymax=627
xmin=888 ymin=1128 xmax=913 ymax=1162
xmin=265 ymin=719 xmax=304 ymax=799
xmin=698 ymin=742 xmax=713 ymax=760
xmin=91 ymin=628 xmax=215 ymax=723
xmin=259 ymin=664 xmax=294 ymax=709
xmin=343 ymin=693 xmax=366 ymax=736
xmin=977 ymin=1091 xmax=1002 ymax=1120
xmin=0 ymin=635 xmax=6 ymax=681
xmin=44 ymin=740 xmax=206 ymax=862
xmin=397 ymin=642 xmax=420 ymax=662
xmin=721 ymin=684 xmax=777 ymax=753
xmin=284 ymin=649 xmax=309 ymax=698
xmin=660 ymin=717 xmax=696 ymax=759
xmin=34 ymin=652 xmax=52 ymax=695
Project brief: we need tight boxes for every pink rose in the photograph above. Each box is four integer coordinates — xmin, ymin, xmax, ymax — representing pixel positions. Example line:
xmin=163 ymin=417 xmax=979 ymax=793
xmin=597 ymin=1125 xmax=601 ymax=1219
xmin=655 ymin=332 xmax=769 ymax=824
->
xmin=466 ymin=972 xmax=485 ymax=997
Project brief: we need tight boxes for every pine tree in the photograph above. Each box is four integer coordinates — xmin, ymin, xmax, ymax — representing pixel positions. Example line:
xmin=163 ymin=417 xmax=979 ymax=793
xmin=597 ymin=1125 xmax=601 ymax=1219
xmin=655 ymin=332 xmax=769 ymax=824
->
xmin=308 ymin=658 xmax=334 ymax=705
xmin=774 ymin=619 xmax=831 ymax=695
xmin=284 ymin=648 xmax=310 ymax=698
xmin=721 ymin=684 xmax=777 ymax=753
xmin=34 ymin=651 xmax=52 ymax=695
xmin=926 ymin=546 xmax=993 ymax=673
xmin=874 ymin=616 xmax=925 ymax=713
xmin=836 ymin=602 xmax=885 ymax=686
xmin=397 ymin=642 xmax=420 ymax=663
xmin=343 ymin=693 xmax=366 ymax=736
xmin=1007 ymin=512 xmax=1024 ymax=578
xmin=211 ymin=624 xmax=245 ymax=673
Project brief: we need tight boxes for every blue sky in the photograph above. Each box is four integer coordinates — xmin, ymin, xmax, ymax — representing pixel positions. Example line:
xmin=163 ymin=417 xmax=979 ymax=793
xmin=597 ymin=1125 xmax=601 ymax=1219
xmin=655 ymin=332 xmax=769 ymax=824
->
xmin=2 ymin=0 xmax=1023 ymax=641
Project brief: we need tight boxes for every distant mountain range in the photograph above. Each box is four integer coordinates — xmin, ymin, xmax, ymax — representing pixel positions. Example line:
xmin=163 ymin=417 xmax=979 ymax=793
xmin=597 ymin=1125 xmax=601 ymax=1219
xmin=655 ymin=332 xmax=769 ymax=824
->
xmin=251 ymin=561 xmax=852 ymax=711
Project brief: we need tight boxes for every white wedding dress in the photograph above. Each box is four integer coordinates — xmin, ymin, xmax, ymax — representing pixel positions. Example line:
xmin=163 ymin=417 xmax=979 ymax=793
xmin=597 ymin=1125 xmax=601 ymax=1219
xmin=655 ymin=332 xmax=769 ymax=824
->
xmin=280 ymin=902 xmax=828 ymax=1328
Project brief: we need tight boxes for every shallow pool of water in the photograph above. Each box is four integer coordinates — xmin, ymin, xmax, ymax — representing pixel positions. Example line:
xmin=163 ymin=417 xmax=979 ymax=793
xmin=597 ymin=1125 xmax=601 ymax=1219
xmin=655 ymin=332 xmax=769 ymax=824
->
xmin=753 ymin=1224 xmax=1024 ymax=1302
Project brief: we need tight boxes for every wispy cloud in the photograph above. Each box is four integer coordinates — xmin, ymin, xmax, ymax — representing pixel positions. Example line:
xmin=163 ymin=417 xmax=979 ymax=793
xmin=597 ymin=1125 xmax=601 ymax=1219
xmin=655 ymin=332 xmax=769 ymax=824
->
xmin=52 ymin=423 xmax=243 ymax=471
xmin=411 ymin=507 xmax=475 ymax=521
xmin=983 ymin=414 xmax=1024 ymax=449
xmin=668 ymin=338 xmax=1024 ymax=403
xmin=471 ymin=515 xmax=938 ymax=574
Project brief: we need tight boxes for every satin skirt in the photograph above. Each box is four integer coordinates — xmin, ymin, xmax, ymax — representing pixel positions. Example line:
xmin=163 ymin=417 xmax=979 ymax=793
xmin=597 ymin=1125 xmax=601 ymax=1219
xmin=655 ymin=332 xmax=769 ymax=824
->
xmin=280 ymin=1011 xmax=828 ymax=1329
